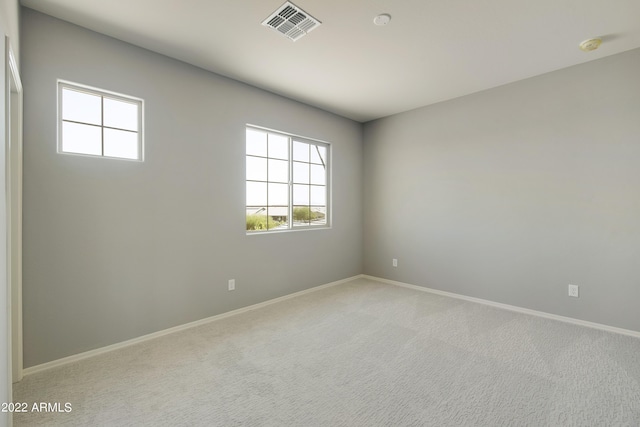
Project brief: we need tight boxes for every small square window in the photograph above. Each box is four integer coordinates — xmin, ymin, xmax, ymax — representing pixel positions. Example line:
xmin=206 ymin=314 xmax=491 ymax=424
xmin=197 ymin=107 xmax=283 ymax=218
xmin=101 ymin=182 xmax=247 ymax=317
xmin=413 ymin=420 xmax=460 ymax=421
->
xmin=58 ymin=80 xmax=144 ymax=161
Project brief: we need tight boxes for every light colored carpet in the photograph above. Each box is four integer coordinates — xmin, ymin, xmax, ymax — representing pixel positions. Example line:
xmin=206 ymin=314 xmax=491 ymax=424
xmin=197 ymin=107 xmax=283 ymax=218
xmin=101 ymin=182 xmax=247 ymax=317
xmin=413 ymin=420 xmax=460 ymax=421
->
xmin=13 ymin=278 xmax=640 ymax=426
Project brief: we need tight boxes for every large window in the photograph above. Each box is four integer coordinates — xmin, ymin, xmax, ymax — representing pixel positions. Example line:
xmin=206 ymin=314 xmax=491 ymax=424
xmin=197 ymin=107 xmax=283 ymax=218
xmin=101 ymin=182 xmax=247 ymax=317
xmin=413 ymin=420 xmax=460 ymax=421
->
xmin=58 ymin=80 xmax=143 ymax=161
xmin=246 ymin=126 xmax=330 ymax=232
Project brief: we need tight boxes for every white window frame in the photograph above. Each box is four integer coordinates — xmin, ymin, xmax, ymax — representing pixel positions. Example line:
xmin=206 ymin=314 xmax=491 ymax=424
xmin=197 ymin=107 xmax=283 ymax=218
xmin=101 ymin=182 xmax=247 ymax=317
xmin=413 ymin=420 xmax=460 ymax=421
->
xmin=246 ymin=125 xmax=331 ymax=234
xmin=57 ymin=80 xmax=144 ymax=161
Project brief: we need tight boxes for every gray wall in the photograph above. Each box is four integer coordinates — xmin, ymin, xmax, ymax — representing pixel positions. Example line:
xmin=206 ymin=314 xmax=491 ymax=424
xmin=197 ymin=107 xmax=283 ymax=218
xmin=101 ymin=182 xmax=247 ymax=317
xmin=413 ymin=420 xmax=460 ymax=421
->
xmin=21 ymin=9 xmax=363 ymax=368
xmin=363 ymin=48 xmax=640 ymax=332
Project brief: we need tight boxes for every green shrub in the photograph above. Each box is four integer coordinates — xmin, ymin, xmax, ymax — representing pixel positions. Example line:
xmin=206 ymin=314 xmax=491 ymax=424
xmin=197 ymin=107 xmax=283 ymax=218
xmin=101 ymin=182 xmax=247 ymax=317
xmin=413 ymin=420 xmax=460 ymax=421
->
xmin=293 ymin=207 xmax=325 ymax=222
xmin=247 ymin=210 xmax=324 ymax=229
xmin=246 ymin=215 xmax=282 ymax=231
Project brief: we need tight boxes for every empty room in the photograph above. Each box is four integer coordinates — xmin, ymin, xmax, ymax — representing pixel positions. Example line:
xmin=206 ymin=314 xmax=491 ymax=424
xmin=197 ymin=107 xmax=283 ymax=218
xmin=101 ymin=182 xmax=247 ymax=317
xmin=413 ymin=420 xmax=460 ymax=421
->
xmin=1 ymin=0 xmax=640 ymax=425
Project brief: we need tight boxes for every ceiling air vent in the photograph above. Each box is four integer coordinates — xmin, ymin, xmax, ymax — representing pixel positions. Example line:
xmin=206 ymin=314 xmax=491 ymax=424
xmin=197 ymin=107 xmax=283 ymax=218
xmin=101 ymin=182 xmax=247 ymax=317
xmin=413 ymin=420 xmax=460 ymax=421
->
xmin=262 ymin=1 xmax=321 ymax=42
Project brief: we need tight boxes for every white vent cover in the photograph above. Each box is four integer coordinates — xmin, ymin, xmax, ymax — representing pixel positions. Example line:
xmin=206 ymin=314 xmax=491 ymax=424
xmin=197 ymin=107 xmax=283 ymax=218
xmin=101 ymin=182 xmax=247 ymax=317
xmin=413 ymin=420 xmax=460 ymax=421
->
xmin=262 ymin=1 xmax=321 ymax=41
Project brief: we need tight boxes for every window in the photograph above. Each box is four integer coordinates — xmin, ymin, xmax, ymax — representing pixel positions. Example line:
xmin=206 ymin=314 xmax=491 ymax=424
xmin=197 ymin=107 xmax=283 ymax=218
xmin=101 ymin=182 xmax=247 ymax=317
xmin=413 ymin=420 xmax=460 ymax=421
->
xmin=246 ymin=126 xmax=330 ymax=232
xmin=58 ymin=80 xmax=143 ymax=160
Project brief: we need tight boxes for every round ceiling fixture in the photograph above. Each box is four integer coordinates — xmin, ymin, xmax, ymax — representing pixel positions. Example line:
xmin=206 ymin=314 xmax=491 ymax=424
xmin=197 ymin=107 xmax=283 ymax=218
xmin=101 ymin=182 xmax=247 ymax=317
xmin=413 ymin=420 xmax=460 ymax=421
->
xmin=373 ymin=14 xmax=391 ymax=26
xmin=579 ymin=38 xmax=602 ymax=52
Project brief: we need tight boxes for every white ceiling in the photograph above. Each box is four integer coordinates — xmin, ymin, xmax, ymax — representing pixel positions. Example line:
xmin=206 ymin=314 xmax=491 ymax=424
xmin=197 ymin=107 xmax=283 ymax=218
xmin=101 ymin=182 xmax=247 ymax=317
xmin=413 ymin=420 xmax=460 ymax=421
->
xmin=20 ymin=0 xmax=640 ymax=122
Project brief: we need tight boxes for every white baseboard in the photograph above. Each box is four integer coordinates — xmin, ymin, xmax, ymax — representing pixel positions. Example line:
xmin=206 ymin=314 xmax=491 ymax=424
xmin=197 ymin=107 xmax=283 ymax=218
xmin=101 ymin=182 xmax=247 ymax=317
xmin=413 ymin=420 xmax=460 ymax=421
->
xmin=23 ymin=274 xmax=365 ymax=376
xmin=24 ymin=273 xmax=638 ymax=376
xmin=363 ymin=275 xmax=640 ymax=339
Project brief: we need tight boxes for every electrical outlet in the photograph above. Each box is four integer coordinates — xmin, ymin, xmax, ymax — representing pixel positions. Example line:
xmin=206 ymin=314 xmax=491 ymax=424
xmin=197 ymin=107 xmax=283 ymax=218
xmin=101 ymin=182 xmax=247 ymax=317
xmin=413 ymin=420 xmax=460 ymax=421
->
xmin=392 ymin=258 xmax=398 ymax=267
xmin=228 ymin=279 xmax=235 ymax=291
xmin=568 ymin=284 xmax=579 ymax=298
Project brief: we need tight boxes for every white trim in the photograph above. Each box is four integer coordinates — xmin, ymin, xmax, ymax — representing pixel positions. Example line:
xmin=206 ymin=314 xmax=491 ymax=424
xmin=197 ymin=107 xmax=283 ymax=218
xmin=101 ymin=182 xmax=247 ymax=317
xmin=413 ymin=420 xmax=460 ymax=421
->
xmin=23 ymin=275 xmax=364 ymax=376
xmin=7 ymin=44 xmax=21 ymax=93
xmin=247 ymin=225 xmax=332 ymax=236
xmin=363 ymin=275 xmax=640 ymax=339
xmin=27 ymin=273 xmax=637 ymax=376
xmin=7 ymin=41 xmax=23 ymax=384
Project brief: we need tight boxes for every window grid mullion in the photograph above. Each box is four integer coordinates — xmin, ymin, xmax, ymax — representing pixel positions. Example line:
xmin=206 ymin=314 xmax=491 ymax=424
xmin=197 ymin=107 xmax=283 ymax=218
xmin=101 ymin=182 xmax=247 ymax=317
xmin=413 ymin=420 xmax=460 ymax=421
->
xmin=307 ymin=147 xmax=311 ymax=225
xmin=266 ymin=134 xmax=270 ymax=229
xmin=61 ymin=119 xmax=138 ymax=134
xmin=288 ymin=137 xmax=293 ymax=229
xmin=101 ymin=96 xmax=105 ymax=156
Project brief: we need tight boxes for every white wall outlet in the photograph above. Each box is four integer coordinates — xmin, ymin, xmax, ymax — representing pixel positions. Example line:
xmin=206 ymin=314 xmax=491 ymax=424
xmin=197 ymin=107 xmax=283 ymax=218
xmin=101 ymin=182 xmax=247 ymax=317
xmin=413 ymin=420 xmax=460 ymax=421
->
xmin=228 ymin=279 xmax=235 ymax=291
xmin=392 ymin=258 xmax=398 ymax=267
xmin=568 ymin=284 xmax=579 ymax=298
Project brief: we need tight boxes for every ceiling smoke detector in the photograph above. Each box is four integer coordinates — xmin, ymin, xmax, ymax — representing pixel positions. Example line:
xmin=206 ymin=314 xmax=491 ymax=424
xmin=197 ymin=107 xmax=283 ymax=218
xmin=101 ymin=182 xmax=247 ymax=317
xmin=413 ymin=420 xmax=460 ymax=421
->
xmin=262 ymin=1 xmax=321 ymax=42
xmin=373 ymin=14 xmax=391 ymax=26
xmin=579 ymin=38 xmax=602 ymax=52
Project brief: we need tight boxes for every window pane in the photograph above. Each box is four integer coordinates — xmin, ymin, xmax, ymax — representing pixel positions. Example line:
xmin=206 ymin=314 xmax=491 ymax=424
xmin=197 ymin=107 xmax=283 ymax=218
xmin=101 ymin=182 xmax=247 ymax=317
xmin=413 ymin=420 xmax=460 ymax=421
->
xmin=247 ymin=129 xmax=267 ymax=157
xmin=62 ymin=88 xmax=101 ymax=125
xmin=310 ymin=207 xmax=327 ymax=225
xmin=104 ymin=128 xmax=139 ymax=159
xmin=268 ymin=215 xmax=286 ymax=230
xmin=293 ymin=162 xmax=309 ymax=184
xmin=61 ymin=122 xmax=102 ymax=156
xmin=268 ymin=159 xmax=288 ymax=183
xmin=246 ymin=207 xmax=268 ymax=231
xmin=311 ymin=185 xmax=326 ymax=205
xmin=310 ymin=164 xmax=325 ymax=185
xmin=267 ymin=206 xmax=288 ymax=230
xmin=104 ymin=98 xmax=139 ymax=131
xmin=293 ymin=184 xmax=309 ymax=205
xmin=293 ymin=206 xmax=310 ymax=226
xmin=247 ymin=156 xmax=267 ymax=181
xmin=268 ymin=183 xmax=288 ymax=206
xmin=268 ymin=133 xmax=289 ymax=160
xmin=310 ymin=145 xmax=326 ymax=165
xmin=247 ymin=181 xmax=267 ymax=206
xmin=293 ymin=141 xmax=309 ymax=162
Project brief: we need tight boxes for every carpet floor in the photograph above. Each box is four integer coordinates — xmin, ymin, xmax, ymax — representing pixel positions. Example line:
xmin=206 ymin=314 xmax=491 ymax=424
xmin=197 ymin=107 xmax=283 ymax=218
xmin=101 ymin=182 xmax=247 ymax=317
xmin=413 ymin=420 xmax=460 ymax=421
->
xmin=13 ymin=278 xmax=640 ymax=426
